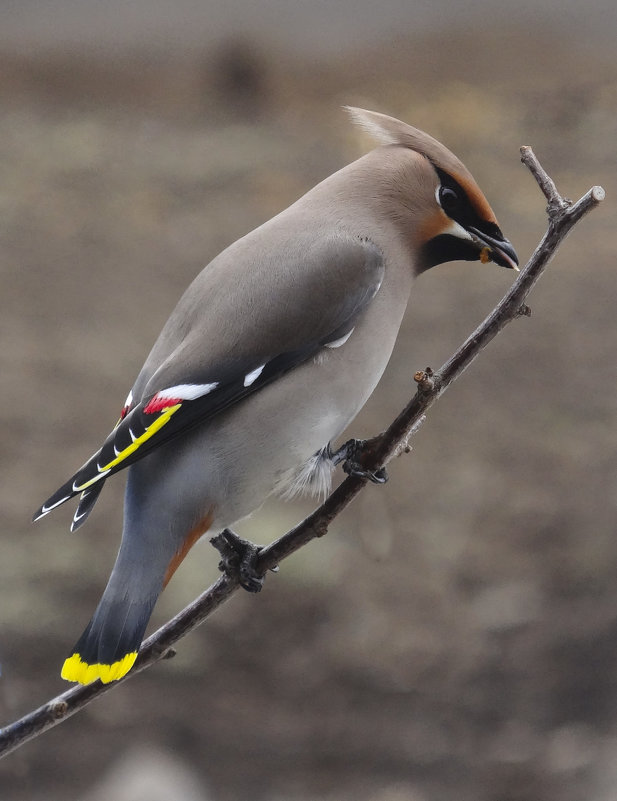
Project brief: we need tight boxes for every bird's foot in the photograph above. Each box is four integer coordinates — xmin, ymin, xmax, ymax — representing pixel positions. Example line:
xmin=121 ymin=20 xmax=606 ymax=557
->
xmin=210 ymin=528 xmax=277 ymax=592
xmin=329 ymin=439 xmax=388 ymax=484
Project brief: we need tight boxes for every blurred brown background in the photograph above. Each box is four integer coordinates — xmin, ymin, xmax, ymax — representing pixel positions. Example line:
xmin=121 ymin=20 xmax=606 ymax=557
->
xmin=0 ymin=2 xmax=616 ymax=799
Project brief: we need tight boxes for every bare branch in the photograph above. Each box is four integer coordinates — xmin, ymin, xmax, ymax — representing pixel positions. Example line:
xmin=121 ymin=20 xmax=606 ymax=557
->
xmin=0 ymin=148 xmax=604 ymax=759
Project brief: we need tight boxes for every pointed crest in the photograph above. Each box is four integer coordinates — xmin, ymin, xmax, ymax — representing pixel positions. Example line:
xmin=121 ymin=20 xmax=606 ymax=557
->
xmin=345 ymin=106 xmax=496 ymax=223
xmin=345 ymin=106 xmax=462 ymax=167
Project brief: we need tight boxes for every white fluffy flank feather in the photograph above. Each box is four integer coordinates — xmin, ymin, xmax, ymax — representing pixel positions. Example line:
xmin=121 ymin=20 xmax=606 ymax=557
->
xmin=276 ymin=447 xmax=335 ymax=501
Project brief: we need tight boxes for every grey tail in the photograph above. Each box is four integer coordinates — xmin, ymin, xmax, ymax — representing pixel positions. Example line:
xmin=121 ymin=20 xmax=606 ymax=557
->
xmin=60 ymin=592 xmax=159 ymax=684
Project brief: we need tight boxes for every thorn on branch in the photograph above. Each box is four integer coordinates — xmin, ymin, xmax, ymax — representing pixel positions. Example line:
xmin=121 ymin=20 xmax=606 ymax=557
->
xmin=517 ymin=304 xmax=532 ymax=318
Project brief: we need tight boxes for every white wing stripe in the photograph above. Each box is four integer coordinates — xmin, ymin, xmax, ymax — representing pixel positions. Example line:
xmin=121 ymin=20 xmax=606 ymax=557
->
xmin=243 ymin=365 xmax=265 ymax=387
xmin=155 ymin=382 xmax=219 ymax=401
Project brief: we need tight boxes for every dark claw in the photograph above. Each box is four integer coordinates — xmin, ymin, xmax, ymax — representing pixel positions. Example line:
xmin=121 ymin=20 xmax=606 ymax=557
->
xmin=329 ymin=438 xmax=389 ymax=485
xmin=343 ymin=462 xmax=389 ymax=484
xmin=210 ymin=529 xmax=274 ymax=593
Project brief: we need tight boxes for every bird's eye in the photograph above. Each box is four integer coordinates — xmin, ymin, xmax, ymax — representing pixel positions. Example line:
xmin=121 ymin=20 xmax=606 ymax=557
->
xmin=438 ymin=185 xmax=460 ymax=214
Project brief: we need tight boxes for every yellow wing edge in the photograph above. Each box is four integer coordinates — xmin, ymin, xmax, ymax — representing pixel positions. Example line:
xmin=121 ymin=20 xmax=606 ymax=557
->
xmin=73 ymin=403 xmax=182 ymax=492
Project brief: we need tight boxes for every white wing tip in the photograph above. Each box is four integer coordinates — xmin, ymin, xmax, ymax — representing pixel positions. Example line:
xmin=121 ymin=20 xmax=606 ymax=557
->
xmin=33 ymin=494 xmax=72 ymax=522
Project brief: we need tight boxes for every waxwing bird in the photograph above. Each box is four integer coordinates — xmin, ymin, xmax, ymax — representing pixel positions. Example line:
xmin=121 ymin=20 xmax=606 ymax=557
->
xmin=34 ymin=107 xmax=518 ymax=685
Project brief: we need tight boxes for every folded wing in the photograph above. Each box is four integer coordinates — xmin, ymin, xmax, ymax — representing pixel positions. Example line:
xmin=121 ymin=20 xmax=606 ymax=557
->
xmin=33 ymin=234 xmax=384 ymax=529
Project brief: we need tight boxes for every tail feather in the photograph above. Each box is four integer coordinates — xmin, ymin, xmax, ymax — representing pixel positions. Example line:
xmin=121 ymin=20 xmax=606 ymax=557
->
xmin=61 ymin=595 xmax=157 ymax=685
xmin=59 ymin=474 xmax=216 ymax=685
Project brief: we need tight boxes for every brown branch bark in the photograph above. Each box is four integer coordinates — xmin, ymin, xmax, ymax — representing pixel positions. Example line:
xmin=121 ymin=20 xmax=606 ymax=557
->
xmin=0 ymin=148 xmax=604 ymax=759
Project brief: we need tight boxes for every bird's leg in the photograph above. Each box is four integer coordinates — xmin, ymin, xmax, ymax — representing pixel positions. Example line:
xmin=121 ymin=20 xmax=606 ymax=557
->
xmin=210 ymin=528 xmax=277 ymax=593
xmin=328 ymin=439 xmax=388 ymax=484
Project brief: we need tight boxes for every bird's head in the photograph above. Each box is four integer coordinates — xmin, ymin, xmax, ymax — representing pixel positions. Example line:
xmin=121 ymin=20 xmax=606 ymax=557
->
xmin=346 ymin=107 xmax=519 ymax=274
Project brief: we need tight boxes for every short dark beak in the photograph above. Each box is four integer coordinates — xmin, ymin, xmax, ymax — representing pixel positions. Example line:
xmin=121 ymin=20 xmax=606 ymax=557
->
xmin=468 ymin=226 xmax=519 ymax=271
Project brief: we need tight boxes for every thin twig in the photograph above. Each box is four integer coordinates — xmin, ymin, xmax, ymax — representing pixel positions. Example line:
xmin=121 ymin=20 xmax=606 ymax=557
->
xmin=0 ymin=148 xmax=604 ymax=759
xmin=521 ymin=145 xmax=570 ymax=213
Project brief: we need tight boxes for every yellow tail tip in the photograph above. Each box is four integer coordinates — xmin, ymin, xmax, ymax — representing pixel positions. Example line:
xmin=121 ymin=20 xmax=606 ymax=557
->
xmin=61 ymin=651 xmax=138 ymax=685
